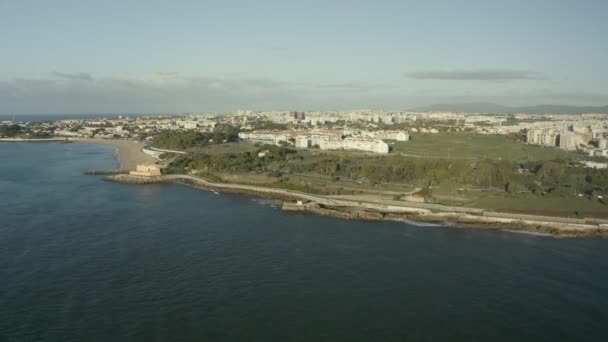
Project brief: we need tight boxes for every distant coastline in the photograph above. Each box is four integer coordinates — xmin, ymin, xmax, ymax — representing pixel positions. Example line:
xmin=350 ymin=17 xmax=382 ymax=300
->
xmin=0 ymin=137 xmax=155 ymax=170
xmin=0 ymin=137 xmax=69 ymax=142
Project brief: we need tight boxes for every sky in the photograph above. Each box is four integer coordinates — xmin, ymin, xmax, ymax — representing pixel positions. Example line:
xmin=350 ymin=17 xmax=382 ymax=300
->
xmin=1 ymin=0 xmax=607 ymax=114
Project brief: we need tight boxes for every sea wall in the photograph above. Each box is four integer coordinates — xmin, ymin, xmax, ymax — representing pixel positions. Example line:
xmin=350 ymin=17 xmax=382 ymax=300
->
xmin=483 ymin=211 xmax=586 ymax=225
xmin=104 ymin=174 xmax=608 ymax=237
xmin=283 ymin=202 xmax=607 ymax=237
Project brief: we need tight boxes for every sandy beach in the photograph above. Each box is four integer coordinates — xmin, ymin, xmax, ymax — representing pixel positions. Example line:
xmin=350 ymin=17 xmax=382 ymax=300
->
xmin=73 ymin=138 xmax=156 ymax=170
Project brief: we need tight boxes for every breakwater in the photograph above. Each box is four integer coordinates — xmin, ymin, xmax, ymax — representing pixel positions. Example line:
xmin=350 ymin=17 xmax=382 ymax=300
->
xmin=104 ymin=174 xmax=608 ymax=237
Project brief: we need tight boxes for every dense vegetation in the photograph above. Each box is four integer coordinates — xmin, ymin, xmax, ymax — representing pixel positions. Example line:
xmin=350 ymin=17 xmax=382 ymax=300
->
xmin=164 ymin=144 xmax=608 ymax=199
xmin=152 ymin=125 xmax=239 ymax=150
xmin=0 ymin=124 xmax=23 ymax=137
xmin=0 ymin=124 xmax=51 ymax=138
xmin=164 ymin=144 xmax=296 ymax=174
xmin=284 ymin=156 xmax=608 ymax=197
xmin=245 ymin=120 xmax=289 ymax=131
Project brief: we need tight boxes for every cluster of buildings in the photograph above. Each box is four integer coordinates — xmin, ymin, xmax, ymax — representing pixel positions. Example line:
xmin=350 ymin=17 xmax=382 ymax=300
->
xmin=5 ymin=108 xmax=608 ymax=158
xmin=238 ymin=128 xmax=408 ymax=154
xmin=2 ymin=115 xmax=220 ymax=140
xmin=526 ymin=122 xmax=608 ymax=156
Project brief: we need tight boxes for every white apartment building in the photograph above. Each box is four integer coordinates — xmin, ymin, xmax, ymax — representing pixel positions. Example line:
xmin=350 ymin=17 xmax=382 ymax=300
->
xmin=360 ymin=130 xmax=410 ymax=141
xmin=238 ymin=131 xmax=290 ymax=145
xmin=313 ymin=137 xmax=389 ymax=154
xmin=559 ymin=131 xmax=580 ymax=151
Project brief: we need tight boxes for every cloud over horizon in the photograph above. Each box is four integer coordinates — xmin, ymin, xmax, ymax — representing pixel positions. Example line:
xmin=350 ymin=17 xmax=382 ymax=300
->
xmin=405 ymin=69 xmax=546 ymax=81
xmin=52 ymin=71 xmax=94 ymax=81
xmin=0 ymin=72 xmax=606 ymax=115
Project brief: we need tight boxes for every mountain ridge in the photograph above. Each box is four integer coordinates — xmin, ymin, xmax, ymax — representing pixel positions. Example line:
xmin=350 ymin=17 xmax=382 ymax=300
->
xmin=410 ymin=103 xmax=608 ymax=114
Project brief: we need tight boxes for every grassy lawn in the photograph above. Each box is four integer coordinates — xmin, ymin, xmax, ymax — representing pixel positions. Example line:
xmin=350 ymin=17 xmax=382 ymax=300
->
xmin=187 ymin=142 xmax=258 ymax=155
xmin=460 ymin=191 xmax=608 ymax=217
xmin=392 ymin=133 xmax=575 ymax=161
xmin=212 ymin=171 xmax=416 ymax=197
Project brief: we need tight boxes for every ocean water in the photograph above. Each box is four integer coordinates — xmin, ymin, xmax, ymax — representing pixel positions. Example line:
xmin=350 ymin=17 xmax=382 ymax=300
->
xmin=0 ymin=113 xmax=157 ymax=122
xmin=1 ymin=142 xmax=608 ymax=342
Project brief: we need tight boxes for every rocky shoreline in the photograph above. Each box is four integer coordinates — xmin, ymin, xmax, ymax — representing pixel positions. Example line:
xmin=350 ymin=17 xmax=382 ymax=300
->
xmin=103 ymin=174 xmax=608 ymax=238
xmin=281 ymin=202 xmax=607 ymax=237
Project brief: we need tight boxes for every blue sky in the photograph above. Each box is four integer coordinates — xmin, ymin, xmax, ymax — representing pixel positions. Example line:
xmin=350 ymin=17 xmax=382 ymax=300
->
xmin=1 ymin=0 xmax=607 ymax=114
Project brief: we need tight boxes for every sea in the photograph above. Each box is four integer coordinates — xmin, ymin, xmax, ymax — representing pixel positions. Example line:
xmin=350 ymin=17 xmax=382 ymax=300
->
xmin=0 ymin=113 xmax=161 ymax=122
xmin=1 ymin=142 xmax=608 ymax=342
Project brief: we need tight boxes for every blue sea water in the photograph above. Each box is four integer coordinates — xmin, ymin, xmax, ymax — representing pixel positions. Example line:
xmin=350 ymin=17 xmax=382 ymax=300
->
xmin=1 ymin=142 xmax=608 ymax=342
xmin=0 ymin=113 xmax=157 ymax=122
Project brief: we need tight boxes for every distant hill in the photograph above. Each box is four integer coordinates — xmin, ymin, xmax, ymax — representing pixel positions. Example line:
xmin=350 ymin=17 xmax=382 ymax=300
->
xmin=410 ymin=103 xmax=608 ymax=114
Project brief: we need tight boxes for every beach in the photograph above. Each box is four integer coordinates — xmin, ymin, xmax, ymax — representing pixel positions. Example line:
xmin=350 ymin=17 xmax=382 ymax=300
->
xmin=72 ymin=138 xmax=156 ymax=170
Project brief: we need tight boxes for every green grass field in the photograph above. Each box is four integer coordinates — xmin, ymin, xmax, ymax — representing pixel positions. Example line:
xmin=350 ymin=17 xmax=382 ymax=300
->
xmin=188 ymin=142 xmax=258 ymax=155
xmin=445 ymin=191 xmax=608 ymax=217
xmin=392 ymin=133 xmax=575 ymax=161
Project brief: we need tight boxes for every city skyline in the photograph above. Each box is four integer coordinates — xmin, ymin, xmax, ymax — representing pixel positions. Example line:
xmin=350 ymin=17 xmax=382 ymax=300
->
xmin=1 ymin=0 xmax=607 ymax=114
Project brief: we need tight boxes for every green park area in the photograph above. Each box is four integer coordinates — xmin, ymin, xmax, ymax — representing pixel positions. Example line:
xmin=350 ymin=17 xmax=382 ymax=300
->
xmin=153 ymin=128 xmax=608 ymax=217
xmin=392 ymin=132 xmax=574 ymax=161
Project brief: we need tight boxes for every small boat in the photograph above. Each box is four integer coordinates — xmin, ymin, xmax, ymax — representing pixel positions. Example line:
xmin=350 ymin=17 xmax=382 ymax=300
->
xmin=213 ymin=191 xmax=220 ymax=195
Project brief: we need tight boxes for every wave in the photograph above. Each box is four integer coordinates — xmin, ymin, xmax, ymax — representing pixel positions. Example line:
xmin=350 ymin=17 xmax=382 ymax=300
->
xmin=504 ymin=229 xmax=552 ymax=237
xmin=401 ymin=219 xmax=451 ymax=227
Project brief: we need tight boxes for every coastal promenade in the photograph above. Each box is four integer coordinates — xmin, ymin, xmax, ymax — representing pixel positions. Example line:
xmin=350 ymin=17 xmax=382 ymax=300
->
xmin=105 ymin=173 xmax=608 ymax=237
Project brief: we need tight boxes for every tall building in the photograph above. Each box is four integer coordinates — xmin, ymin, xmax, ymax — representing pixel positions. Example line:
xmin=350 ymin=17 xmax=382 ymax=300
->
xmin=526 ymin=129 xmax=543 ymax=144
xmin=540 ymin=130 xmax=558 ymax=146
xmin=291 ymin=111 xmax=306 ymax=121
xmin=559 ymin=131 xmax=578 ymax=150
xmin=527 ymin=129 xmax=557 ymax=147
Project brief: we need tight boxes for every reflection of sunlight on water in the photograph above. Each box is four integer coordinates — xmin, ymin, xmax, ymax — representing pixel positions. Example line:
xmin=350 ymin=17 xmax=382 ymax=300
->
xmin=401 ymin=219 xmax=449 ymax=228
xmin=505 ymin=229 xmax=552 ymax=237
xmin=112 ymin=148 xmax=120 ymax=169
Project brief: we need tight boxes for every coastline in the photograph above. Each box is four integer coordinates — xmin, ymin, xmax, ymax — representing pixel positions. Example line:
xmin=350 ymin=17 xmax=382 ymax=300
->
xmin=3 ymin=138 xmax=606 ymax=237
xmin=104 ymin=173 xmax=608 ymax=237
xmin=0 ymin=137 xmax=155 ymax=170
xmin=0 ymin=137 xmax=68 ymax=142
xmin=70 ymin=138 xmax=156 ymax=170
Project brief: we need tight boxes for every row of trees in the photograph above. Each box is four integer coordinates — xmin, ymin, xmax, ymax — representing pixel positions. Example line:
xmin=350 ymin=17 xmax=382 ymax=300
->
xmin=0 ymin=124 xmax=52 ymax=139
xmin=0 ymin=124 xmax=23 ymax=137
xmin=164 ymin=145 xmax=296 ymax=174
xmin=152 ymin=125 xmax=239 ymax=150
xmin=285 ymin=156 xmax=606 ymax=196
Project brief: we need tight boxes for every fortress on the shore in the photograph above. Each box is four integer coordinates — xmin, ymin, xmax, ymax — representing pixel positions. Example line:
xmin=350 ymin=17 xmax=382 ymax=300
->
xmin=129 ymin=163 xmax=161 ymax=177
